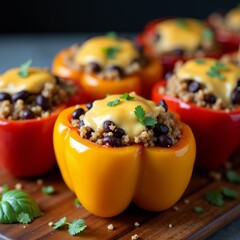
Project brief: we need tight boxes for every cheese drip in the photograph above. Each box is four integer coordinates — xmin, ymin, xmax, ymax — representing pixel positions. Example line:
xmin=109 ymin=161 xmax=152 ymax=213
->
xmin=176 ymin=58 xmax=240 ymax=103
xmin=73 ymin=36 xmax=140 ymax=68
xmin=225 ymin=7 xmax=240 ymax=31
xmin=154 ymin=18 xmax=206 ymax=53
xmin=83 ymin=92 xmax=161 ymax=139
xmin=0 ymin=68 xmax=56 ymax=94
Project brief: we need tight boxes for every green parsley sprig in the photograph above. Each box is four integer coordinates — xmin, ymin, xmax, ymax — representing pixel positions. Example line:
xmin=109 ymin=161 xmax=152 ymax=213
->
xmin=202 ymin=28 xmax=214 ymax=40
xmin=53 ymin=217 xmax=87 ymax=236
xmin=206 ymin=61 xmax=228 ymax=80
xmin=194 ymin=206 xmax=204 ymax=214
xmin=195 ymin=59 xmax=205 ymax=64
xmin=105 ymin=31 xmax=118 ymax=39
xmin=18 ymin=59 xmax=32 ymax=78
xmin=107 ymin=93 xmax=134 ymax=107
xmin=134 ymin=105 xmax=157 ymax=126
xmin=103 ymin=46 xmax=120 ymax=59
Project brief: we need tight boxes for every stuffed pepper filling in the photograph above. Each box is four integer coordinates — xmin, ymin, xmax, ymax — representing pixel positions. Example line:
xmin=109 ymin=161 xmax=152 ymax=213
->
xmin=159 ymin=58 xmax=240 ymax=111
xmin=64 ymin=35 xmax=148 ymax=80
xmin=0 ymin=63 xmax=77 ymax=120
xmin=71 ymin=92 xmax=181 ymax=147
xmin=149 ymin=18 xmax=217 ymax=58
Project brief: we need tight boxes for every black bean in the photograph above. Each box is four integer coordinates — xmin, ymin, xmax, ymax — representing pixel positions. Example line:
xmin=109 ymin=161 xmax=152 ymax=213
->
xmin=22 ymin=109 xmax=35 ymax=120
xmin=173 ymin=48 xmax=185 ymax=56
xmin=103 ymin=136 xmax=121 ymax=147
xmin=106 ymin=65 xmax=123 ymax=77
xmin=154 ymin=123 xmax=169 ymax=136
xmin=156 ymin=135 xmax=173 ymax=148
xmin=103 ymin=120 xmax=115 ymax=132
xmin=36 ymin=95 xmax=50 ymax=110
xmin=86 ymin=102 xmax=93 ymax=109
xmin=0 ymin=92 xmax=11 ymax=101
xmin=204 ymin=93 xmax=217 ymax=104
xmin=153 ymin=33 xmax=161 ymax=42
xmin=88 ymin=62 xmax=101 ymax=73
xmin=231 ymin=90 xmax=240 ymax=105
xmin=187 ymin=81 xmax=202 ymax=93
xmin=55 ymin=76 xmax=61 ymax=84
xmin=72 ymin=108 xmax=85 ymax=119
xmin=80 ymin=121 xmax=85 ymax=127
xmin=113 ymin=127 xmax=125 ymax=138
xmin=158 ymin=99 xmax=168 ymax=112
xmin=12 ymin=90 xmax=30 ymax=102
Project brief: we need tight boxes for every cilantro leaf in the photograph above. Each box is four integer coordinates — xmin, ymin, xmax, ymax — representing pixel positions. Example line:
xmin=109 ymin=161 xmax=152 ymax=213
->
xmin=17 ymin=212 xmax=32 ymax=224
xmin=205 ymin=190 xmax=224 ymax=207
xmin=107 ymin=98 xmax=120 ymax=107
xmin=202 ymin=28 xmax=214 ymax=40
xmin=221 ymin=187 xmax=238 ymax=199
xmin=143 ymin=116 xmax=158 ymax=126
xmin=176 ymin=18 xmax=188 ymax=28
xmin=195 ymin=59 xmax=205 ymax=64
xmin=18 ymin=59 xmax=32 ymax=78
xmin=106 ymin=31 xmax=117 ymax=39
xmin=103 ymin=47 xmax=120 ymax=59
xmin=53 ymin=217 xmax=67 ymax=229
xmin=215 ymin=62 xmax=228 ymax=70
xmin=0 ymin=189 xmax=43 ymax=224
xmin=120 ymin=93 xmax=134 ymax=101
xmin=134 ymin=105 xmax=145 ymax=123
xmin=194 ymin=206 xmax=204 ymax=214
xmin=42 ymin=186 xmax=55 ymax=195
xmin=74 ymin=198 xmax=81 ymax=207
xmin=68 ymin=219 xmax=87 ymax=236
xmin=207 ymin=66 xmax=224 ymax=80
xmin=226 ymin=170 xmax=240 ymax=183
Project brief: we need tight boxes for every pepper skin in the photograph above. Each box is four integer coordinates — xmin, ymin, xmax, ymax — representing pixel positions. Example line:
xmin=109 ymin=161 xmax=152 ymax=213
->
xmin=0 ymin=81 xmax=87 ymax=177
xmin=52 ymin=48 xmax=163 ymax=100
xmin=53 ymin=106 xmax=196 ymax=217
xmin=152 ymin=81 xmax=240 ymax=169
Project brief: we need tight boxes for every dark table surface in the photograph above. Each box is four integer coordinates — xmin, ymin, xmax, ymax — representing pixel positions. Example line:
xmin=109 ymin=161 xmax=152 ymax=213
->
xmin=0 ymin=33 xmax=240 ymax=240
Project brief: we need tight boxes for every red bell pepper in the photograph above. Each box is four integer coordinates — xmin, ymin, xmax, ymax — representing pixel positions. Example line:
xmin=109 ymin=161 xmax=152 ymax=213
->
xmin=0 ymin=80 xmax=87 ymax=177
xmin=152 ymin=81 xmax=240 ymax=169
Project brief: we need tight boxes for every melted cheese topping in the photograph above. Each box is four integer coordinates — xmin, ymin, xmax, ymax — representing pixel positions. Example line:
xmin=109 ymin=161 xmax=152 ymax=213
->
xmin=176 ymin=58 xmax=240 ymax=103
xmin=0 ymin=68 xmax=56 ymax=94
xmin=73 ymin=36 xmax=140 ymax=68
xmin=225 ymin=7 xmax=240 ymax=31
xmin=154 ymin=18 xmax=206 ymax=53
xmin=83 ymin=92 xmax=161 ymax=139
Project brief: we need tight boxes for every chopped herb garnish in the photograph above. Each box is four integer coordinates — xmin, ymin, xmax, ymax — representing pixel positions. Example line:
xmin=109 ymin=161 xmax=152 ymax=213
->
xmin=221 ymin=187 xmax=238 ymax=199
xmin=103 ymin=46 xmax=120 ymax=59
xmin=42 ymin=185 xmax=55 ymax=195
xmin=74 ymin=198 xmax=81 ymax=207
xmin=17 ymin=212 xmax=32 ymax=224
xmin=226 ymin=170 xmax=240 ymax=183
xmin=176 ymin=18 xmax=188 ymax=28
xmin=18 ymin=59 xmax=32 ymax=78
xmin=195 ymin=59 xmax=205 ymax=64
xmin=120 ymin=93 xmax=135 ymax=101
xmin=205 ymin=190 xmax=224 ymax=206
xmin=106 ymin=31 xmax=117 ymax=39
xmin=134 ymin=105 xmax=157 ymax=126
xmin=214 ymin=61 xmax=228 ymax=70
xmin=53 ymin=217 xmax=87 ymax=236
xmin=107 ymin=98 xmax=120 ymax=107
xmin=194 ymin=206 xmax=204 ymax=214
xmin=202 ymin=28 xmax=214 ymax=40
xmin=207 ymin=66 xmax=224 ymax=80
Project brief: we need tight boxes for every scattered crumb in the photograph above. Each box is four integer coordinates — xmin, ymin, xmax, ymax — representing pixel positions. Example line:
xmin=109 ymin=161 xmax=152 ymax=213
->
xmin=173 ymin=206 xmax=179 ymax=211
xmin=37 ymin=179 xmax=43 ymax=185
xmin=168 ymin=223 xmax=173 ymax=228
xmin=209 ymin=171 xmax=222 ymax=181
xmin=134 ymin=222 xmax=140 ymax=227
xmin=23 ymin=226 xmax=26 ymax=228
xmin=107 ymin=224 xmax=114 ymax=230
xmin=15 ymin=183 xmax=23 ymax=190
xmin=48 ymin=222 xmax=53 ymax=227
xmin=183 ymin=199 xmax=190 ymax=204
xmin=131 ymin=234 xmax=139 ymax=239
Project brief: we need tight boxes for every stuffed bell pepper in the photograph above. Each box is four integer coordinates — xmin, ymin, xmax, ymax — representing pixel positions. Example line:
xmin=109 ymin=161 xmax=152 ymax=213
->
xmin=137 ymin=18 xmax=226 ymax=73
xmin=0 ymin=60 xmax=87 ymax=177
xmin=54 ymin=92 xmax=196 ymax=217
xmin=52 ymin=34 xmax=163 ymax=100
xmin=152 ymin=58 xmax=240 ymax=169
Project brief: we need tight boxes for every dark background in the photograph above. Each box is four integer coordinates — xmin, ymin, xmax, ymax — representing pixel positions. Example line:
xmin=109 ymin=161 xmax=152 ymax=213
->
xmin=1 ymin=0 xmax=239 ymax=33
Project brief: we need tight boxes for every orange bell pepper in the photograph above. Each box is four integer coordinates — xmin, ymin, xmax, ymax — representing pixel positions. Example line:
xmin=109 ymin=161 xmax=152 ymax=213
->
xmin=52 ymin=47 xmax=163 ymax=100
xmin=53 ymin=106 xmax=196 ymax=217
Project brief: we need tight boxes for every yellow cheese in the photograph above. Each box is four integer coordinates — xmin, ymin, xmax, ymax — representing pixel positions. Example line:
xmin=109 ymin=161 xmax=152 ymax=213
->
xmin=225 ymin=7 xmax=240 ymax=31
xmin=154 ymin=18 xmax=205 ymax=53
xmin=73 ymin=36 xmax=140 ymax=68
xmin=83 ymin=92 xmax=161 ymax=139
xmin=0 ymin=68 xmax=56 ymax=94
xmin=176 ymin=58 xmax=240 ymax=103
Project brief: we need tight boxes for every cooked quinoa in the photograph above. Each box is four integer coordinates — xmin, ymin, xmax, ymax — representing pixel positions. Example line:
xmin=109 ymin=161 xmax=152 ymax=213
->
xmin=160 ymin=59 xmax=240 ymax=111
xmin=71 ymin=93 xmax=181 ymax=148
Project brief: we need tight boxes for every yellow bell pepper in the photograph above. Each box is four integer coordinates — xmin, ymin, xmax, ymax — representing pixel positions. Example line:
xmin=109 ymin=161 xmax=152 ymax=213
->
xmin=54 ymin=106 xmax=196 ymax=217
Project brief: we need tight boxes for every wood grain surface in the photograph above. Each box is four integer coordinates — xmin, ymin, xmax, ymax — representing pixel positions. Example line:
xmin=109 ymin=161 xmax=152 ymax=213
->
xmin=0 ymin=158 xmax=240 ymax=240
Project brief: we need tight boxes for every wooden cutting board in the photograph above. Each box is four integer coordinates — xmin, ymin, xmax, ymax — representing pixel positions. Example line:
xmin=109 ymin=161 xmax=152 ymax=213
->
xmin=0 ymin=159 xmax=240 ymax=240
